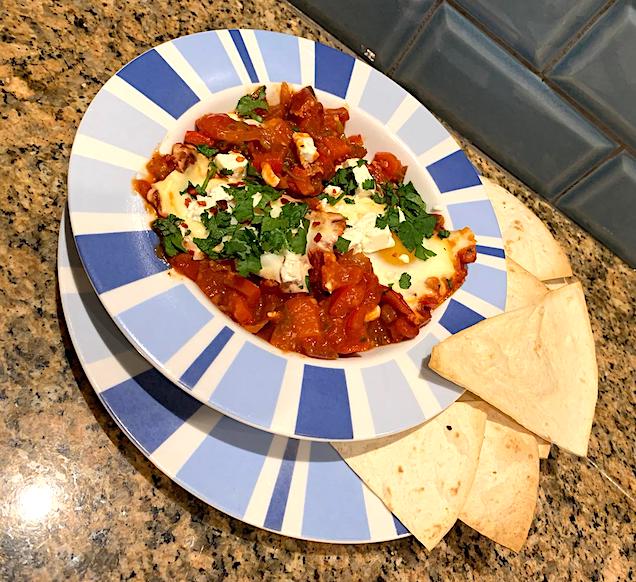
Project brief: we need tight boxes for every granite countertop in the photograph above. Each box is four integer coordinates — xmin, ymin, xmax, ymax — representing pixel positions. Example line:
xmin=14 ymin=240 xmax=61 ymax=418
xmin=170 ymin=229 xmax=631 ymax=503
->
xmin=1 ymin=1 xmax=634 ymax=579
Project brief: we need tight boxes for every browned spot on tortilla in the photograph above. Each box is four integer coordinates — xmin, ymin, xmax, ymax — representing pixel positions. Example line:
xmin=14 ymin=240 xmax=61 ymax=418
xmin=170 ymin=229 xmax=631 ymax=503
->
xmin=398 ymin=465 xmax=404 ymax=473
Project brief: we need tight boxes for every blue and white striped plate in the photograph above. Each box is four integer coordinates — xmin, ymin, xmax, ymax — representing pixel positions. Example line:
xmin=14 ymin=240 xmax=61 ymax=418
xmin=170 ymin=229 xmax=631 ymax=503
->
xmin=67 ymin=29 xmax=507 ymax=441
xmin=58 ymin=213 xmax=410 ymax=543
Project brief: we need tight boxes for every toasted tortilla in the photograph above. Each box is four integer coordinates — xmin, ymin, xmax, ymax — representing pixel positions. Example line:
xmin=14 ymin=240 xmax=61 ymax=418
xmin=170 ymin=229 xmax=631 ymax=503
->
xmin=506 ymin=258 xmax=549 ymax=311
xmin=484 ymin=179 xmax=572 ymax=280
xmin=333 ymin=402 xmax=487 ymax=550
xmin=429 ymin=282 xmax=597 ymax=456
xmin=459 ymin=401 xmax=540 ymax=551
xmin=457 ymin=392 xmax=551 ymax=458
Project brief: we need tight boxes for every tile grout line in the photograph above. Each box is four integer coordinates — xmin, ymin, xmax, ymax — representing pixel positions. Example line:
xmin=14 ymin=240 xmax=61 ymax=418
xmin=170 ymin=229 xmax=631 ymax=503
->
xmin=552 ymin=146 xmax=623 ymax=203
xmin=587 ymin=458 xmax=636 ymax=504
xmin=541 ymin=0 xmax=618 ymax=74
xmin=386 ymin=0 xmax=442 ymax=77
xmin=446 ymin=0 xmax=633 ymax=154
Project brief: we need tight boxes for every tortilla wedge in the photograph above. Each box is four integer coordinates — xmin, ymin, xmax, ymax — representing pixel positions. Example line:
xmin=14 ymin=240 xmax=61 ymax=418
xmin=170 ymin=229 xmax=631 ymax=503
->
xmin=506 ymin=258 xmax=549 ymax=311
xmin=333 ymin=402 xmax=487 ymax=550
xmin=429 ymin=282 xmax=597 ymax=456
xmin=459 ymin=401 xmax=540 ymax=551
xmin=484 ymin=179 xmax=572 ymax=280
xmin=457 ymin=392 xmax=551 ymax=459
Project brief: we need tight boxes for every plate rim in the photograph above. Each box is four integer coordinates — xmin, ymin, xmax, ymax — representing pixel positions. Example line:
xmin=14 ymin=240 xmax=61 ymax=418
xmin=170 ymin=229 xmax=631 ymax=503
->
xmin=67 ymin=28 xmax=507 ymax=442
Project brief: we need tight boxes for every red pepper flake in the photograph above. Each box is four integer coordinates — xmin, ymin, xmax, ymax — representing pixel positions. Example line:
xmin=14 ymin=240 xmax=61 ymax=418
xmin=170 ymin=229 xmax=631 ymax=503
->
xmin=236 ymin=155 xmax=246 ymax=162
xmin=235 ymin=181 xmax=245 ymax=187
xmin=197 ymin=200 xmax=207 ymax=206
xmin=188 ymin=249 xmax=194 ymax=255
xmin=312 ymin=221 xmax=321 ymax=227
xmin=281 ymin=198 xmax=290 ymax=205
xmin=181 ymin=222 xmax=188 ymax=228
xmin=313 ymin=232 xmax=322 ymax=243
xmin=184 ymin=198 xmax=191 ymax=208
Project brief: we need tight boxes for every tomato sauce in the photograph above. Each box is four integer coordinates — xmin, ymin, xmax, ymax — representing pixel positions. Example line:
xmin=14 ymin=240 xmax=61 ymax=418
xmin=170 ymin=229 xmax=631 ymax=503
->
xmin=169 ymin=250 xmax=427 ymax=359
xmin=134 ymin=83 xmax=470 ymax=359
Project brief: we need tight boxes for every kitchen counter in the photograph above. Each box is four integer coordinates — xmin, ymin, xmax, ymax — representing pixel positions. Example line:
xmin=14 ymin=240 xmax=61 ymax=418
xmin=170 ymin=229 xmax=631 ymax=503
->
xmin=0 ymin=1 xmax=634 ymax=579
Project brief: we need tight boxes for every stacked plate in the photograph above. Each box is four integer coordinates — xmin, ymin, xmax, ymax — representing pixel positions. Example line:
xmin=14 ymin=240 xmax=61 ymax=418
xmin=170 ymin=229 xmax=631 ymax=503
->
xmin=61 ymin=29 xmax=506 ymax=543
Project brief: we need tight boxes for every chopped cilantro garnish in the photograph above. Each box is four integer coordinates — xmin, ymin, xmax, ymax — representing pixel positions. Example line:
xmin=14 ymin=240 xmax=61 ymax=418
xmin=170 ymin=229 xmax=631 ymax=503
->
xmin=438 ymin=229 xmax=450 ymax=239
xmin=399 ymin=273 xmax=412 ymax=289
xmin=356 ymin=159 xmax=367 ymax=167
xmin=374 ymin=181 xmax=437 ymax=261
xmin=305 ymin=274 xmax=311 ymax=292
xmin=236 ymin=85 xmax=268 ymax=122
xmin=219 ymin=168 xmax=234 ymax=177
xmin=362 ymin=178 xmax=375 ymax=190
xmin=196 ymin=145 xmax=218 ymax=158
xmin=334 ymin=236 xmax=351 ymax=254
xmin=246 ymin=162 xmax=261 ymax=182
xmin=152 ymin=214 xmax=187 ymax=257
xmin=343 ymin=197 xmax=355 ymax=204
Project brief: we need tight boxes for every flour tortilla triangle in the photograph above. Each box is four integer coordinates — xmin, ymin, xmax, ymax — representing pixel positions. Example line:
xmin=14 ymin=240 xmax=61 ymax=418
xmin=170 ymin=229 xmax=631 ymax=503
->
xmin=457 ymin=392 xmax=551 ymax=459
xmin=484 ymin=179 xmax=572 ymax=280
xmin=430 ymin=282 xmax=597 ymax=456
xmin=459 ymin=401 xmax=540 ymax=551
xmin=506 ymin=258 xmax=549 ymax=311
xmin=333 ymin=402 xmax=487 ymax=550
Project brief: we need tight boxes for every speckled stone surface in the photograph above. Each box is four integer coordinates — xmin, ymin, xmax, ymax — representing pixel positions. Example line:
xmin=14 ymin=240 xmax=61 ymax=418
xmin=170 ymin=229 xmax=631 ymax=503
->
xmin=1 ymin=1 xmax=634 ymax=580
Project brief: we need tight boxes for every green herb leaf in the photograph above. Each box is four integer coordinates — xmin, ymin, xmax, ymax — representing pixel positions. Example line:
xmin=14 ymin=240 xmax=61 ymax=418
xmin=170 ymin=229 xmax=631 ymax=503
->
xmin=152 ymin=214 xmax=187 ymax=257
xmin=305 ymin=274 xmax=311 ymax=292
xmin=343 ymin=197 xmax=355 ymax=204
xmin=219 ymin=168 xmax=234 ymax=177
xmin=334 ymin=236 xmax=351 ymax=254
xmin=236 ymin=254 xmax=262 ymax=277
xmin=362 ymin=178 xmax=375 ymax=190
xmin=438 ymin=229 xmax=450 ymax=239
xmin=196 ymin=145 xmax=218 ymax=158
xmin=356 ymin=159 xmax=367 ymax=167
xmin=399 ymin=273 xmax=412 ymax=289
xmin=235 ymin=85 xmax=268 ymax=122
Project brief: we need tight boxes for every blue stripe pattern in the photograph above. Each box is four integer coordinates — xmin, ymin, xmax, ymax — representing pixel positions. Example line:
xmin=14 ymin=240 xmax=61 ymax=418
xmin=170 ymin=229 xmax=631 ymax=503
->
xmin=263 ymin=439 xmax=299 ymax=531
xmin=295 ymin=366 xmax=353 ymax=439
xmin=255 ymin=30 xmax=301 ymax=84
xmin=448 ymin=200 xmax=502 ymax=237
xmin=176 ymin=416 xmax=273 ymax=518
xmin=68 ymin=157 xmax=144 ymax=214
xmin=314 ymin=43 xmax=354 ymax=98
xmin=74 ymin=230 xmax=168 ymax=294
xmin=359 ymin=69 xmax=407 ymax=124
xmin=118 ymin=285 xmax=212 ymax=363
xmin=117 ymin=48 xmax=199 ymax=118
xmin=180 ymin=326 xmax=233 ymax=387
xmin=229 ymin=30 xmax=259 ymax=82
xmin=362 ymin=362 xmax=426 ymax=434
xmin=211 ymin=343 xmax=286 ymax=427
xmin=173 ymin=32 xmax=242 ymax=93
xmin=393 ymin=515 xmax=409 ymax=536
xmin=398 ymin=106 xmax=449 ymax=155
xmin=79 ymin=90 xmax=167 ymax=156
xmin=439 ymin=299 xmax=485 ymax=334
xmin=303 ymin=443 xmax=370 ymax=541
xmin=476 ymin=244 xmax=506 ymax=258
xmin=102 ymin=368 xmax=201 ymax=454
xmin=460 ymin=263 xmax=507 ymax=310
xmin=427 ymin=150 xmax=482 ymax=193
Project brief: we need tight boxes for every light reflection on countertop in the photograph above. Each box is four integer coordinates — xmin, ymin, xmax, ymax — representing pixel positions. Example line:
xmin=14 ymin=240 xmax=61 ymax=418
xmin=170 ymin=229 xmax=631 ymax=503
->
xmin=0 ymin=0 xmax=634 ymax=579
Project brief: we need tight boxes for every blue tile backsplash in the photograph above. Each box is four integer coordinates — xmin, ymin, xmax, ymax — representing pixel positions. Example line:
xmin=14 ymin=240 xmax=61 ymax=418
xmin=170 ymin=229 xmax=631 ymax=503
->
xmin=549 ymin=1 xmax=636 ymax=150
xmin=394 ymin=4 xmax=614 ymax=199
xmin=558 ymin=152 xmax=636 ymax=265
xmin=289 ymin=0 xmax=636 ymax=266
xmin=453 ymin=0 xmax=607 ymax=69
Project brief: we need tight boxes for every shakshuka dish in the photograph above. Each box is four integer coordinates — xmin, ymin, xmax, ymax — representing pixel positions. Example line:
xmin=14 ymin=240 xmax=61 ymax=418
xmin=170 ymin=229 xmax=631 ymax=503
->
xmin=134 ymin=84 xmax=476 ymax=359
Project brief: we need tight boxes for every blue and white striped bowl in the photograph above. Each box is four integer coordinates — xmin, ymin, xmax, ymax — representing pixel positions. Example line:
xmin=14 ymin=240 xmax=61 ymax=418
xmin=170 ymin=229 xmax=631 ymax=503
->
xmin=59 ymin=213 xmax=410 ymax=543
xmin=67 ymin=30 xmax=507 ymax=442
